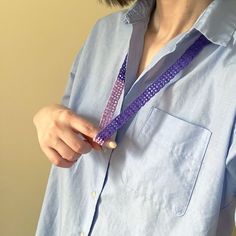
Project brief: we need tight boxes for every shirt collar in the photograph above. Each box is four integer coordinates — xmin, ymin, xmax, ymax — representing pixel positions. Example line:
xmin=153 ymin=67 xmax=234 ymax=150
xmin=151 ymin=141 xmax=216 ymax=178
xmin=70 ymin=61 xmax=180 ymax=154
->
xmin=121 ymin=0 xmax=236 ymax=47
xmin=121 ymin=0 xmax=156 ymax=24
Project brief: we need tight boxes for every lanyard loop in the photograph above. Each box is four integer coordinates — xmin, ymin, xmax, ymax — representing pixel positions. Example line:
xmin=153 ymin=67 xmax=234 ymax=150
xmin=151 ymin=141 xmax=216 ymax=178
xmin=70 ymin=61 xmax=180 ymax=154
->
xmin=93 ymin=35 xmax=211 ymax=145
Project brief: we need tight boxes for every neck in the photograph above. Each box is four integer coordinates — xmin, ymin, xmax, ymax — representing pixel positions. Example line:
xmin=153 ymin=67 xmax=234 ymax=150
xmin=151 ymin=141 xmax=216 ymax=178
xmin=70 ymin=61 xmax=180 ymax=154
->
xmin=148 ymin=0 xmax=213 ymax=41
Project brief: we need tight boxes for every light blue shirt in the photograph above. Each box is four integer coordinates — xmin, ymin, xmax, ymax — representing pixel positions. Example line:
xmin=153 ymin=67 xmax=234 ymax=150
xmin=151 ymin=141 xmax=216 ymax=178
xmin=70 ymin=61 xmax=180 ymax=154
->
xmin=36 ymin=0 xmax=236 ymax=235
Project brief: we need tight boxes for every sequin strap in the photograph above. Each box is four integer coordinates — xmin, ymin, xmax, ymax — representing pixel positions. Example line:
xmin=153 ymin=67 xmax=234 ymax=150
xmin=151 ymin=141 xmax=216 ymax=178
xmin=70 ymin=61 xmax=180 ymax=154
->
xmin=93 ymin=35 xmax=211 ymax=145
xmin=98 ymin=55 xmax=128 ymax=129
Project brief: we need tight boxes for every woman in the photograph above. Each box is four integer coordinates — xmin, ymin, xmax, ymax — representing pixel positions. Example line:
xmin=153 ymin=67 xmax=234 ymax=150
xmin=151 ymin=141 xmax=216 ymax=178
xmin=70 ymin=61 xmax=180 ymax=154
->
xmin=34 ymin=0 xmax=236 ymax=235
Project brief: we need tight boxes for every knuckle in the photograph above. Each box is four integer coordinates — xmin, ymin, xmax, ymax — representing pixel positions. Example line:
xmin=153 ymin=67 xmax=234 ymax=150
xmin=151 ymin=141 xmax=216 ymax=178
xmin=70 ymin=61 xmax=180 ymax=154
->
xmin=40 ymin=134 xmax=53 ymax=148
xmin=69 ymin=155 xmax=76 ymax=161
xmin=53 ymin=158 xmax=61 ymax=166
xmin=83 ymin=125 xmax=96 ymax=136
xmin=39 ymin=140 xmax=48 ymax=150
xmin=45 ymin=133 xmax=58 ymax=147
xmin=65 ymin=153 xmax=75 ymax=161
xmin=73 ymin=143 xmax=83 ymax=153
xmin=48 ymin=120 xmax=60 ymax=132
xmin=74 ymin=154 xmax=81 ymax=161
xmin=53 ymin=158 xmax=74 ymax=168
xmin=58 ymin=147 xmax=76 ymax=161
xmin=57 ymin=109 xmax=73 ymax=123
xmin=52 ymin=138 xmax=60 ymax=148
xmin=45 ymin=131 xmax=54 ymax=140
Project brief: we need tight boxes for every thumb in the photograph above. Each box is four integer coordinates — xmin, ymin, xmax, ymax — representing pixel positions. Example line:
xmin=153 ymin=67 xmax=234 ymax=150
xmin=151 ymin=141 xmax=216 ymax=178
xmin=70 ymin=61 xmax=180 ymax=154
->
xmin=69 ymin=113 xmax=117 ymax=150
xmin=82 ymin=134 xmax=117 ymax=150
xmin=103 ymin=139 xmax=117 ymax=149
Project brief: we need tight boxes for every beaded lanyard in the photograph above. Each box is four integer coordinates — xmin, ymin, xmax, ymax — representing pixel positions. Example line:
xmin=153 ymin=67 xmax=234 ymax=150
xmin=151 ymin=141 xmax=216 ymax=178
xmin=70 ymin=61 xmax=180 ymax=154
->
xmin=93 ymin=35 xmax=211 ymax=145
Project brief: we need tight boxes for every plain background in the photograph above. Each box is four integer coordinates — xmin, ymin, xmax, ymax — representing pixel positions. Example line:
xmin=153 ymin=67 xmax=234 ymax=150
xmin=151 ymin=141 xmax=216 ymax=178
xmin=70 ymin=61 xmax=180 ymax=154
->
xmin=0 ymin=0 xmax=235 ymax=235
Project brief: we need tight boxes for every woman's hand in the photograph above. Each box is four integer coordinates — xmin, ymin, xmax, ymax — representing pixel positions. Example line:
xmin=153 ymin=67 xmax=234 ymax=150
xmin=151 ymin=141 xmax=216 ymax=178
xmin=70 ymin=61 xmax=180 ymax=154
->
xmin=33 ymin=104 xmax=116 ymax=168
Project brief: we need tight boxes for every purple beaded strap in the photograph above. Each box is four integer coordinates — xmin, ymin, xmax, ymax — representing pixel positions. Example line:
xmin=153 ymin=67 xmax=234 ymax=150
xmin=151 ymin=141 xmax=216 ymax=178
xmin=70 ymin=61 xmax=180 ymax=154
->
xmin=94 ymin=35 xmax=211 ymax=145
xmin=99 ymin=55 xmax=128 ymax=129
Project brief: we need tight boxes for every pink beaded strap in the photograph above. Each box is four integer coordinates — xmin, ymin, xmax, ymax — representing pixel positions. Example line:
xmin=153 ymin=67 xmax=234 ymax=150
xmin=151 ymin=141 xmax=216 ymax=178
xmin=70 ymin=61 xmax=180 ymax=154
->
xmin=99 ymin=55 xmax=127 ymax=129
xmin=94 ymin=35 xmax=211 ymax=145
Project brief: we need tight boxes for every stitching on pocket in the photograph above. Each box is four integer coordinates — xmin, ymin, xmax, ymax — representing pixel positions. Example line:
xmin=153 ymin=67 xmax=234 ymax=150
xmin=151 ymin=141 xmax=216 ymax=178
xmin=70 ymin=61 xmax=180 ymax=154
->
xmin=121 ymin=106 xmax=212 ymax=216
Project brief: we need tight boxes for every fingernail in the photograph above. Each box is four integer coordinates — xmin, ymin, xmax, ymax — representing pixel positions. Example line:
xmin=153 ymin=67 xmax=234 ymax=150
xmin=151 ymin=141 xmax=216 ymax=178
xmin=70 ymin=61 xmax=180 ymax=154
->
xmin=106 ymin=141 xmax=117 ymax=149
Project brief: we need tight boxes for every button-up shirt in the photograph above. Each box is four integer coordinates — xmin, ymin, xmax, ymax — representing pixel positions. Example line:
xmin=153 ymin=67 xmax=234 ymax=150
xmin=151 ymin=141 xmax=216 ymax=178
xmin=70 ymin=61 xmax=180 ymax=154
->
xmin=36 ymin=0 xmax=236 ymax=235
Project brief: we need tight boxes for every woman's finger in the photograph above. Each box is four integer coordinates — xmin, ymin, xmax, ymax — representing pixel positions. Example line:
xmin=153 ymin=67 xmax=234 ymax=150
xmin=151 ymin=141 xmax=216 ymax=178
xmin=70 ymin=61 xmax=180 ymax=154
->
xmin=50 ymin=137 xmax=80 ymax=162
xmin=68 ymin=113 xmax=117 ymax=149
xmin=58 ymin=128 xmax=92 ymax=154
xmin=42 ymin=147 xmax=76 ymax=168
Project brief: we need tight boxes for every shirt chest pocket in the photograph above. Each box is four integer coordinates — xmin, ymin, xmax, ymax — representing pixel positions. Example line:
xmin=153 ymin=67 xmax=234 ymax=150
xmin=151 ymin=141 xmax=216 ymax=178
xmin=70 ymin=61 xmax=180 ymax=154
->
xmin=121 ymin=106 xmax=212 ymax=216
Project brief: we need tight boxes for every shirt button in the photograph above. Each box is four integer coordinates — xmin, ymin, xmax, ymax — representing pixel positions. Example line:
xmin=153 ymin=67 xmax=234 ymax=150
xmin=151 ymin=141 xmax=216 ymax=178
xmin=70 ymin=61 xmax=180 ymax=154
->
xmin=91 ymin=191 xmax=96 ymax=198
xmin=80 ymin=232 xmax=84 ymax=236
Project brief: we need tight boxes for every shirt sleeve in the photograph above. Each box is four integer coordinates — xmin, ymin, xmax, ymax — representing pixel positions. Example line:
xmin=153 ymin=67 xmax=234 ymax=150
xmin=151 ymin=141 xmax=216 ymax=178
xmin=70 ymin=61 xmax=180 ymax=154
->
xmin=59 ymin=16 xmax=104 ymax=108
xmin=60 ymin=46 xmax=84 ymax=107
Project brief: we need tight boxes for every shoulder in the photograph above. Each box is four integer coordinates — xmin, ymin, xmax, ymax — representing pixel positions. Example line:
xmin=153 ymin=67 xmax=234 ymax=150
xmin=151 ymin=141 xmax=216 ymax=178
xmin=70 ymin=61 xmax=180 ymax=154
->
xmin=223 ymin=30 xmax=236 ymax=78
xmin=96 ymin=9 xmax=127 ymax=25
xmin=70 ymin=9 xmax=132 ymax=84
xmin=77 ymin=9 xmax=131 ymax=62
xmin=224 ymin=29 xmax=236 ymax=65
xmin=86 ymin=9 xmax=129 ymax=39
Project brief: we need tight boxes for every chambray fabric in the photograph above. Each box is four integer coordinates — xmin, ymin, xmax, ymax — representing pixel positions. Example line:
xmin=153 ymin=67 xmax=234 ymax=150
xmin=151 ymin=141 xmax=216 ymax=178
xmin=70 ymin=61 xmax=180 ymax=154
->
xmin=36 ymin=0 xmax=236 ymax=235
